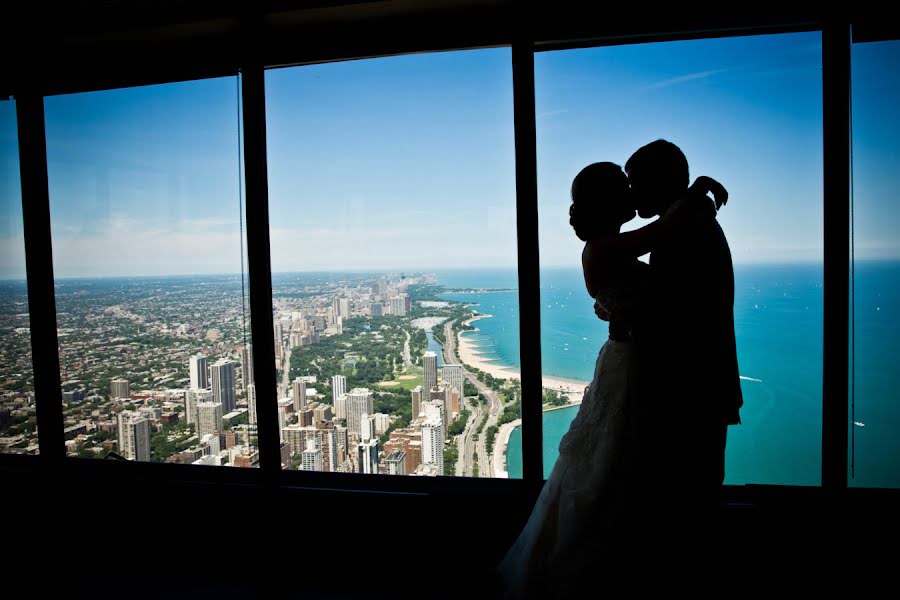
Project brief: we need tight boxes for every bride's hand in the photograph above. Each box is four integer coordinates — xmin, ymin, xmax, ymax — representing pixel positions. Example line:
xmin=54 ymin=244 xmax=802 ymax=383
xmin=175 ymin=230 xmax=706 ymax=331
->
xmin=689 ymin=175 xmax=729 ymax=210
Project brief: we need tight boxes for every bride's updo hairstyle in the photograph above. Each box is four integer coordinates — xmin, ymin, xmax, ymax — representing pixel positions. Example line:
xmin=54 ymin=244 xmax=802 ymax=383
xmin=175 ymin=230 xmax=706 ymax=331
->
xmin=569 ymin=162 xmax=633 ymax=242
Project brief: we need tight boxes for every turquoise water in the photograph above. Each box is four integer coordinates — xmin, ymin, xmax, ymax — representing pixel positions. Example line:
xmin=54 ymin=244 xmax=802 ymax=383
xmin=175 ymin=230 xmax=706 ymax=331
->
xmin=437 ymin=264 xmax=900 ymax=488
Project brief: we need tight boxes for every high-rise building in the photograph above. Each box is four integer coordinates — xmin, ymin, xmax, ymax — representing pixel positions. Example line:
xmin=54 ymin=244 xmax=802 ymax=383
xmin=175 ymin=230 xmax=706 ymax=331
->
xmin=346 ymin=388 xmax=374 ymax=436
xmin=360 ymin=413 xmax=376 ymax=442
xmin=189 ymin=355 xmax=208 ymax=390
xmin=411 ymin=385 xmax=424 ymax=419
xmin=332 ymin=375 xmax=347 ymax=405
xmin=402 ymin=293 xmax=410 ymax=313
xmin=336 ymin=316 xmax=343 ymax=335
xmin=335 ymin=393 xmax=348 ymax=421
xmin=240 ymin=344 xmax=254 ymax=392
xmin=292 ymin=377 xmax=307 ymax=412
xmin=211 ymin=360 xmax=236 ymax=413
xmin=110 ymin=378 xmax=130 ymax=400
xmin=339 ymin=298 xmax=350 ymax=319
xmin=282 ymin=423 xmax=339 ymax=472
xmin=185 ymin=389 xmax=212 ymax=426
xmin=430 ymin=386 xmax=451 ymax=441
xmin=384 ymin=428 xmax=423 ymax=473
xmin=117 ymin=411 xmax=150 ymax=462
xmin=356 ymin=439 xmax=379 ymax=474
xmin=302 ymin=439 xmax=324 ymax=472
xmin=390 ymin=296 xmax=406 ymax=317
xmin=369 ymin=302 xmax=383 ymax=318
xmin=442 ymin=364 xmax=464 ymax=397
xmin=248 ymin=384 xmax=257 ymax=425
xmin=313 ymin=403 xmax=333 ymax=424
xmin=299 ymin=408 xmax=314 ymax=427
xmin=196 ymin=402 xmax=224 ymax=439
xmin=326 ymin=306 xmax=335 ymax=325
xmin=421 ymin=419 xmax=444 ymax=476
xmin=373 ymin=413 xmax=391 ymax=435
xmin=423 ymin=352 xmax=437 ymax=392
xmin=331 ymin=298 xmax=341 ymax=319
xmin=385 ymin=450 xmax=407 ymax=475
xmin=274 ymin=321 xmax=284 ymax=345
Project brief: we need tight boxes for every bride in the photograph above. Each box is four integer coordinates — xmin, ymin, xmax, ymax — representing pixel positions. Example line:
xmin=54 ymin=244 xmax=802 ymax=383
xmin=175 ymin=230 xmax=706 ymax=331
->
xmin=495 ymin=162 xmax=727 ymax=598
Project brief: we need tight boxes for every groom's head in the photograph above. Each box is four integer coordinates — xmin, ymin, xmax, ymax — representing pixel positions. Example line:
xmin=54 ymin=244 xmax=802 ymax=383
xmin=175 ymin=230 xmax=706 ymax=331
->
xmin=625 ymin=139 xmax=689 ymax=218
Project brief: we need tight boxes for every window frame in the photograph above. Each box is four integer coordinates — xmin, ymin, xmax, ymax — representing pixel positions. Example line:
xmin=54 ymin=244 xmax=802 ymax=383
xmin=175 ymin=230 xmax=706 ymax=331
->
xmin=0 ymin=11 xmax=880 ymax=501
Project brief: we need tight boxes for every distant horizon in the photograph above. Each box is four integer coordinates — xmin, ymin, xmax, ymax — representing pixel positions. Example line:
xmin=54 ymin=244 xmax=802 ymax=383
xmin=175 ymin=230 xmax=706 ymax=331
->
xmin=5 ymin=257 xmax=892 ymax=283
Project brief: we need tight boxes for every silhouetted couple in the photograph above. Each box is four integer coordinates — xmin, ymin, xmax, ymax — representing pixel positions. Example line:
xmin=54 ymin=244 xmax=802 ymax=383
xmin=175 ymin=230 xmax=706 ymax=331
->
xmin=497 ymin=140 xmax=742 ymax=596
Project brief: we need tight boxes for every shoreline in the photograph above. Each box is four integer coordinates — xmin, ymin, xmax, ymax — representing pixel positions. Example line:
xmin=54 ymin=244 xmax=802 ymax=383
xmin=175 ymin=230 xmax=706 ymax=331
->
xmin=458 ymin=314 xmax=590 ymax=396
xmin=457 ymin=313 xmax=589 ymax=479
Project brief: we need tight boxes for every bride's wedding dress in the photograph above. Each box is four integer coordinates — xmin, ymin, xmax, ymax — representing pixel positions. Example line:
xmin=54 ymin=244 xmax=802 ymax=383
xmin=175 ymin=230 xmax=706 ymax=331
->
xmin=496 ymin=329 xmax=637 ymax=599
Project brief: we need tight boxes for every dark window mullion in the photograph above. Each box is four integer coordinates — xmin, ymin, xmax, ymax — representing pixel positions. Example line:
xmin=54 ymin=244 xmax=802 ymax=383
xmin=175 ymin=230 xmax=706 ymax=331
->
xmin=822 ymin=21 xmax=851 ymax=490
xmin=240 ymin=65 xmax=281 ymax=477
xmin=16 ymin=94 xmax=65 ymax=462
xmin=512 ymin=42 xmax=544 ymax=493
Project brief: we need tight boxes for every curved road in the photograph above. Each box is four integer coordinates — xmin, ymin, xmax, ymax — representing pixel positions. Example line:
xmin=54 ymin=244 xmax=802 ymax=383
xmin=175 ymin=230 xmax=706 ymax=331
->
xmin=442 ymin=319 xmax=503 ymax=478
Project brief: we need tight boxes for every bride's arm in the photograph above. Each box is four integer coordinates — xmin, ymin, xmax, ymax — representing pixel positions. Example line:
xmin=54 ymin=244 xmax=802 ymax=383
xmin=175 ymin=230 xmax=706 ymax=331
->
xmin=583 ymin=175 xmax=725 ymax=264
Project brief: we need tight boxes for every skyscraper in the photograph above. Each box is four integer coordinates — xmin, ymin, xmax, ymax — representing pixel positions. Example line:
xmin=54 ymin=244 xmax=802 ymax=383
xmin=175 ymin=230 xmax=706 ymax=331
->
xmin=211 ymin=360 xmax=236 ymax=413
xmin=292 ymin=377 xmax=307 ymax=412
xmin=411 ymin=385 xmax=424 ymax=419
xmin=335 ymin=393 xmax=348 ymax=421
xmin=339 ymin=298 xmax=350 ymax=319
xmin=332 ymin=374 xmax=347 ymax=405
xmin=248 ymin=383 xmax=257 ymax=425
xmin=421 ymin=419 xmax=444 ymax=476
xmin=423 ymin=352 xmax=437 ymax=392
xmin=302 ymin=439 xmax=323 ymax=472
xmin=336 ymin=316 xmax=343 ymax=335
xmin=110 ymin=378 xmax=130 ymax=400
xmin=369 ymin=302 xmax=383 ymax=318
xmin=240 ymin=344 xmax=254 ymax=392
xmin=185 ymin=388 xmax=212 ymax=426
xmin=442 ymin=364 xmax=464 ymax=397
xmin=346 ymin=388 xmax=374 ymax=435
xmin=430 ymin=386 xmax=451 ymax=441
xmin=117 ymin=411 xmax=150 ymax=461
xmin=390 ymin=296 xmax=406 ymax=316
xmin=196 ymin=402 xmax=224 ymax=438
xmin=189 ymin=355 xmax=208 ymax=390
xmin=360 ymin=413 xmax=376 ymax=442
xmin=357 ymin=438 xmax=379 ymax=474
xmin=331 ymin=298 xmax=341 ymax=319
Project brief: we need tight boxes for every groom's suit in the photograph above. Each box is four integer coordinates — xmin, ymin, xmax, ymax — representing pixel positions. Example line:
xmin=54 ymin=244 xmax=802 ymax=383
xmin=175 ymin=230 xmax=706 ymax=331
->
xmin=631 ymin=205 xmax=742 ymax=520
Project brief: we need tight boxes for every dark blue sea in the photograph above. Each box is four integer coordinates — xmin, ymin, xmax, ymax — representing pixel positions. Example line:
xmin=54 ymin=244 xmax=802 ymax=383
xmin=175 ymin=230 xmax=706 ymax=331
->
xmin=437 ymin=263 xmax=900 ymax=488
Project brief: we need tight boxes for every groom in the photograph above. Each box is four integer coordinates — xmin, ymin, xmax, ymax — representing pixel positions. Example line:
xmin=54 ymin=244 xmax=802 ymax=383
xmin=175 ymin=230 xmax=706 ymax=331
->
xmin=623 ymin=140 xmax=742 ymax=539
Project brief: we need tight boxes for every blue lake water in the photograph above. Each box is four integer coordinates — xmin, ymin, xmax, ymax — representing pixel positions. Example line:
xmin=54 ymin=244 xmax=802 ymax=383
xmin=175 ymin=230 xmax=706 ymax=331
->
xmin=436 ymin=263 xmax=900 ymax=488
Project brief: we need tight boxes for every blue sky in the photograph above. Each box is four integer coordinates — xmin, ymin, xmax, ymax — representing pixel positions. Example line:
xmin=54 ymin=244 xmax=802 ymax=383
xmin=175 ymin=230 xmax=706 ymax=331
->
xmin=1 ymin=31 xmax=898 ymax=278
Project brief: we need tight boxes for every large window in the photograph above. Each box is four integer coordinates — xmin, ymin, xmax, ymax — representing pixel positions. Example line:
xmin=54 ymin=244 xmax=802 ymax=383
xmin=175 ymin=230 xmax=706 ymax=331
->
xmin=850 ymin=37 xmax=900 ymax=488
xmin=528 ymin=32 xmax=824 ymax=484
xmin=0 ymin=100 xmax=36 ymax=455
xmin=265 ymin=49 xmax=521 ymax=477
xmin=3 ymin=16 xmax=889 ymax=499
xmin=44 ymin=76 xmax=257 ymax=466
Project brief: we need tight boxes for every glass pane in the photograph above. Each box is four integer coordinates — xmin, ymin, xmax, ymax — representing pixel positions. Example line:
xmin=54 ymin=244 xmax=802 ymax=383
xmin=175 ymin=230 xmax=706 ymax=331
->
xmin=531 ymin=32 xmax=824 ymax=484
xmin=0 ymin=100 xmax=37 ymax=455
xmin=266 ymin=49 xmax=520 ymax=476
xmin=850 ymin=38 xmax=900 ymax=488
xmin=45 ymin=76 xmax=257 ymax=466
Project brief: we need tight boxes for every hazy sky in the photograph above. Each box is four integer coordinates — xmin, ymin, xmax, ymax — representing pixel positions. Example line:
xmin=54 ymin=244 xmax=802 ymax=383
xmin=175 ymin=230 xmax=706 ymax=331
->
xmin=1 ymin=31 xmax=898 ymax=278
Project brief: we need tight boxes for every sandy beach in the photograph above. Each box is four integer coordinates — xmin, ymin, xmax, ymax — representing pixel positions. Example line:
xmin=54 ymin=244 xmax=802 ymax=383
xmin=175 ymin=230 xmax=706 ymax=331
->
xmin=457 ymin=315 xmax=590 ymax=400
xmin=458 ymin=314 xmax=589 ymax=478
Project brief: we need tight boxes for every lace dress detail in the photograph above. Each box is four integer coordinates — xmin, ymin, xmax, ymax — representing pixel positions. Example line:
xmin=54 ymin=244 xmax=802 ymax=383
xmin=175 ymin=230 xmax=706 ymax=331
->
xmin=497 ymin=288 xmax=638 ymax=600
